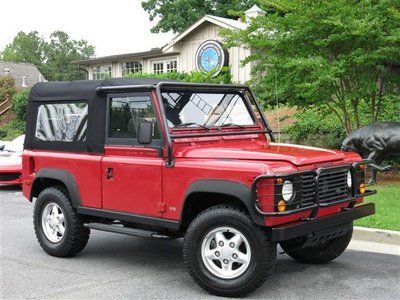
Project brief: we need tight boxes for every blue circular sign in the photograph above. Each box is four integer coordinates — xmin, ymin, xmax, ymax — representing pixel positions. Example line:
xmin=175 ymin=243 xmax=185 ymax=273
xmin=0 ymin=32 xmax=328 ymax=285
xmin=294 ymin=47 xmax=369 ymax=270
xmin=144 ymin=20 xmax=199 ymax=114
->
xmin=195 ymin=40 xmax=227 ymax=76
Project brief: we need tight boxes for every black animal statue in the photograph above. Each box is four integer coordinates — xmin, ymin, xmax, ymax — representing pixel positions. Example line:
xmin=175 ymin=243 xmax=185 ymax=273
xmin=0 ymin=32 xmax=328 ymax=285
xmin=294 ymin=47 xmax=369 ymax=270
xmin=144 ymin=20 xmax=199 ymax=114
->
xmin=341 ymin=122 xmax=400 ymax=184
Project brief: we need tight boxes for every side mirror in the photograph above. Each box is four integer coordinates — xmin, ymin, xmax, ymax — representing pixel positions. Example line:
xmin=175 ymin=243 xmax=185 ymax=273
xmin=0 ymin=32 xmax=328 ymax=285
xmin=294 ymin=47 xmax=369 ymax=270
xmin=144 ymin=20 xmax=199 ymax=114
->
xmin=0 ymin=145 xmax=4 ymax=151
xmin=137 ymin=121 xmax=153 ymax=144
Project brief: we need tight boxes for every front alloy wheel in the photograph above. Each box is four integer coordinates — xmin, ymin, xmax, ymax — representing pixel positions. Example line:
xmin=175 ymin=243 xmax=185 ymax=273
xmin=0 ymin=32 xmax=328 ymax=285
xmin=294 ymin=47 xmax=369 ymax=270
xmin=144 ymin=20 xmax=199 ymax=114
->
xmin=201 ymin=226 xmax=251 ymax=279
xmin=183 ymin=205 xmax=276 ymax=297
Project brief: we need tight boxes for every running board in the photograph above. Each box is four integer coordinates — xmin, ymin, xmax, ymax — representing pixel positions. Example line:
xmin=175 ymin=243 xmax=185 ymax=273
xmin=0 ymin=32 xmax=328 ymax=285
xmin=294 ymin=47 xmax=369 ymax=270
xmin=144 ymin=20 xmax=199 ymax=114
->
xmin=84 ymin=222 xmax=172 ymax=239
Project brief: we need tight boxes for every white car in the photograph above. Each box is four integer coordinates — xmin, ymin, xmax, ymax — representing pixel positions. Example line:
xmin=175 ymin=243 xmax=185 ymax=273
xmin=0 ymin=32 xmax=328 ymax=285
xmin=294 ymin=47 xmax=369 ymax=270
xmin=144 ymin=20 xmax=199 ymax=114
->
xmin=0 ymin=135 xmax=24 ymax=185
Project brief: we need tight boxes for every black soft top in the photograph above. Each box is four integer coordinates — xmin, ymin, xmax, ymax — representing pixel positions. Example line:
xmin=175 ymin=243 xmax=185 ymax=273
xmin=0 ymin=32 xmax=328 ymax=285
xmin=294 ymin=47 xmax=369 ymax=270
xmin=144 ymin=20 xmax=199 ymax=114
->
xmin=29 ymin=78 xmax=176 ymax=102
xmin=26 ymin=78 xmax=177 ymax=153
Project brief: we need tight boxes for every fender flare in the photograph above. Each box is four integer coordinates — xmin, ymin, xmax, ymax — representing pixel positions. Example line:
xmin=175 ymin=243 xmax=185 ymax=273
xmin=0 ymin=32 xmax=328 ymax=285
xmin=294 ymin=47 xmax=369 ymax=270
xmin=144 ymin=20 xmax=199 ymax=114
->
xmin=32 ymin=168 xmax=81 ymax=208
xmin=182 ymin=179 xmax=264 ymax=225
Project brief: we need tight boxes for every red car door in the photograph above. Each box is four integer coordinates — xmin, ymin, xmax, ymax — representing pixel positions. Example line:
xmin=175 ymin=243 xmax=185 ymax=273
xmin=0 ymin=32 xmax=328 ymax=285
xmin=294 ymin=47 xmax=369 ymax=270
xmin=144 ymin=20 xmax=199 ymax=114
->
xmin=101 ymin=92 xmax=163 ymax=217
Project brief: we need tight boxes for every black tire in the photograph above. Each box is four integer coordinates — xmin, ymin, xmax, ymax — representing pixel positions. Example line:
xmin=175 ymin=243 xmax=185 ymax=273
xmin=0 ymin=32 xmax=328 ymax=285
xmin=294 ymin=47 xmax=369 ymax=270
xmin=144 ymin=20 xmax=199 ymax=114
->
xmin=183 ymin=205 xmax=276 ymax=297
xmin=281 ymin=225 xmax=353 ymax=264
xmin=33 ymin=186 xmax=90 ymax=257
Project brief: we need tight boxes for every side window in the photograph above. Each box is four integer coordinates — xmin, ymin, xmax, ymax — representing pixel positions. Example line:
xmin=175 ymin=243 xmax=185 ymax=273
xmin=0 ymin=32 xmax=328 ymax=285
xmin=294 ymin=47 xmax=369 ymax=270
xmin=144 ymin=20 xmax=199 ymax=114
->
xmin=35 ymin=102 xmax=88 ymax=142
xmin=108 ymin=94 xmax=160 ymax=142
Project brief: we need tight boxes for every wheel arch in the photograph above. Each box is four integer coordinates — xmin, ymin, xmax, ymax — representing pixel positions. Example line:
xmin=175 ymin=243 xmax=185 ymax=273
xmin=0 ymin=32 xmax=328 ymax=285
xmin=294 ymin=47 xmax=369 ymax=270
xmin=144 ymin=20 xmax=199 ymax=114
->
xmin=30 ymin=168 xmax=81 ymax=208
xmin=180 ymin=179 xmax=264 ymax=229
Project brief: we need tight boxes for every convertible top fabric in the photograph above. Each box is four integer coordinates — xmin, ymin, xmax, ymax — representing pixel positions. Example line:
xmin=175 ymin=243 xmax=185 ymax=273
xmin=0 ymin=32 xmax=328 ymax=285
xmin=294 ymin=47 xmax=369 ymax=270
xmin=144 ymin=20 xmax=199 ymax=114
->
xmin=25 ymin=78 xmax=176 ymax=153
xmin=28 ymin=78 xmax=174 ymax=102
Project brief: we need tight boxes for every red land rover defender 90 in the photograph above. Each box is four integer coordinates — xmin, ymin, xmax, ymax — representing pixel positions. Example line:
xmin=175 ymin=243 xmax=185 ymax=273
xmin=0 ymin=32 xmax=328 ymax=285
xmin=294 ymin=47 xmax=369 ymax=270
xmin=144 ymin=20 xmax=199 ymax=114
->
xmin=22 ymin=78 xmax=376 ymax=297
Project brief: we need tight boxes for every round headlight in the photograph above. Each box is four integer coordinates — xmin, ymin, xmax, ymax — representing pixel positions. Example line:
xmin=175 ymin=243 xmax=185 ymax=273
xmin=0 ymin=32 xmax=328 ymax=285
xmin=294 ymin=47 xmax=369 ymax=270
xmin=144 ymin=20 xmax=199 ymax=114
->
xmin=347 ymin=170 xmax=352 ymax=187
xmin=282 ymin=180 xmax=294 ymax=201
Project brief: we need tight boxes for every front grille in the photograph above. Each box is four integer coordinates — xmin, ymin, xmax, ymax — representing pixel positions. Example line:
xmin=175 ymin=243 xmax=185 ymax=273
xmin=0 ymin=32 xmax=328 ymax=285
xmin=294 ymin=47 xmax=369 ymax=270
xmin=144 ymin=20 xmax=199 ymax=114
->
xmin=299 ymin=173 xmax=315 ymax=207
xmin=297 ymin=167 xmax=350 ymax=206
xmin=318 ymin=168 xmax=349 ymax=203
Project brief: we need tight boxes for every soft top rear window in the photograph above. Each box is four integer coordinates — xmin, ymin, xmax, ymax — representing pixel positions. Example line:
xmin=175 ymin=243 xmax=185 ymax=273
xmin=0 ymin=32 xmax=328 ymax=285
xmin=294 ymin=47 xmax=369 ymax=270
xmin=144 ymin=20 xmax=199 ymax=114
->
xmin=35 ymin=102 xmax=88 ymax=143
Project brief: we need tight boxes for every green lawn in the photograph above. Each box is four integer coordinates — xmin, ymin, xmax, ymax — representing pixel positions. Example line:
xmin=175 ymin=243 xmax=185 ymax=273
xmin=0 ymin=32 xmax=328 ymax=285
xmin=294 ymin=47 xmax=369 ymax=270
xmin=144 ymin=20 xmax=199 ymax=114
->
xmin=354 ymin=184 xmax=400 ymax=231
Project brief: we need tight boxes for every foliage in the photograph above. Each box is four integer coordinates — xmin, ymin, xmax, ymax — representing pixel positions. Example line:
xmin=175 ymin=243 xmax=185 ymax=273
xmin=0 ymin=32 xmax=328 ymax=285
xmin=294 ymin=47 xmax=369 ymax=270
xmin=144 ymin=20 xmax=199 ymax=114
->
xmin=128 ymin=67 xmax=232 ymax=84
xmin=141 ymin=0 xmax=258 ymax=33
xmin=0 ymin=31 xmax=95 ymax=81
xmin=0 ymin=119 xmax=25 ymax=140
xmin=286 ymin=106 xmax=345 ymax=148
xmin=42 ymin=31 xmax=95 ymax=81
xmin=286 ymin=96 xmax=400 ymax=149
xmin=0 ymin=76 xmax=18 ymax=101
xmin=223 ymin=0 xmax=400 ymax=134
xmin=11 ymin=89 xmax=30 ymax=121
xmin=0 ymin=31 xmax=44 ymax=68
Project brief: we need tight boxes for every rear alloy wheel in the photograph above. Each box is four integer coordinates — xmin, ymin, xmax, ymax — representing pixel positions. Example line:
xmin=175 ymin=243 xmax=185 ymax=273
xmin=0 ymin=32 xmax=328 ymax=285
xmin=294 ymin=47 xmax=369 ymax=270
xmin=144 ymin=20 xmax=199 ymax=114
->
xmin=183 ymin=205 xmax=276 ymax=297
xmin=34 ymin=187 xmax=90 ymax=257
xmin=41 ymin=202 xmax=65 ymax=243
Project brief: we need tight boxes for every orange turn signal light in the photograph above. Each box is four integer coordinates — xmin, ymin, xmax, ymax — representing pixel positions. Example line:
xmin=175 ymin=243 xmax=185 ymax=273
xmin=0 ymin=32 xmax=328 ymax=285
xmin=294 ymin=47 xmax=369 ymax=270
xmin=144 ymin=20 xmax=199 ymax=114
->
xmin=276 ymin=178 xmax=283 ymax=184
xmin=359 ymin=183 xmax=366 ymax=194
xmin=278 ymin=200 xmax=286 ymax=212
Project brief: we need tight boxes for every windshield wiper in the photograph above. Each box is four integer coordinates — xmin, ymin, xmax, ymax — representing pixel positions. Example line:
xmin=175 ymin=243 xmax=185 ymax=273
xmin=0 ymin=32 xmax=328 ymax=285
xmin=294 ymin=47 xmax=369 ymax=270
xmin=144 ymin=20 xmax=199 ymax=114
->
xmin=175 ymin=122 xmax=210 ymax=130
xmin=217 ymin=123 xmax=247 ymax=130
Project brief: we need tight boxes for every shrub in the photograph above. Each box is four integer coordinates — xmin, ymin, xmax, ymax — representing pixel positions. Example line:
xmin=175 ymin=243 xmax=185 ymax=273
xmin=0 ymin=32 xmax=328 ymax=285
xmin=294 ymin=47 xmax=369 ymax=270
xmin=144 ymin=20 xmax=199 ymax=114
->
xmin=286 ymin=106 xmax=346 ymax=149
xmin=0 ymin=75 xmax=17 ymax=102
xmin=128 ymin=67 xmax=232 ymax=84
xmin=0 ymin=119 xmax=25 ymax=140
xmin=11 ymin=88 xmax=30 ymax=121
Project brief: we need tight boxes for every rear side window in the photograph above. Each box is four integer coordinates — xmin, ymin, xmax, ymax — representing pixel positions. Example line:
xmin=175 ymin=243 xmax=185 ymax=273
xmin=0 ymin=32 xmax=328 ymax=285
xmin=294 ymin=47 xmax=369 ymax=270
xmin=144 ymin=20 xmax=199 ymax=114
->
xmin=35 ymin=102 xmax=88 ymax=142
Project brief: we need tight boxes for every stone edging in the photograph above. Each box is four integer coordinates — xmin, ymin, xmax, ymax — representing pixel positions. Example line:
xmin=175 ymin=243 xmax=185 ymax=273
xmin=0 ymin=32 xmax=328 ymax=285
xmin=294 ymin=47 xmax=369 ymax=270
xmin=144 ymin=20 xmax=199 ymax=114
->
xmin=353 ymin=226 xmax=400 ymax=245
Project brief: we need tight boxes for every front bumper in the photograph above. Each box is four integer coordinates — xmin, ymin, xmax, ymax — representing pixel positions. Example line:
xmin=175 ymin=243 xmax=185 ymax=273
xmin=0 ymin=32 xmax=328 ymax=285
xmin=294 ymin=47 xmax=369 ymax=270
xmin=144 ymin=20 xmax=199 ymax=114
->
xmin=0 ymin=169 xmax=22 ymax=185
xmin=270 ymin=202 xmax=375 ymax=241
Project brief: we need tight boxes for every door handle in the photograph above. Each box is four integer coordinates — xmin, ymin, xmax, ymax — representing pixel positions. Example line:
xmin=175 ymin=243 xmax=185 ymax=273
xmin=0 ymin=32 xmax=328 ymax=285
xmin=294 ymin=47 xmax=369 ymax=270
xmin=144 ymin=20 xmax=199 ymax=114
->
xmin=106 ymin=167 xmax=114 ymax=180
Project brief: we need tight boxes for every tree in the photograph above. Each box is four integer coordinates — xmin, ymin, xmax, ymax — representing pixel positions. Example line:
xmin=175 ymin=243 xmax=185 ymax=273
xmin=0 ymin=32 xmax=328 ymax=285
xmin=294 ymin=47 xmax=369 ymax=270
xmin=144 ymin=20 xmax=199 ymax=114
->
xmin=43 ymin=31 xmax=95 ymax=81
xmin=0 ymin=31 xmax=45 ymax=68
xmin=141 ymin=0 xmax=258 ymax=33
xmin=223 ymin=0 xmax=400 ymax=134
xmin=1 ymin=31 xmax=95 ymax=81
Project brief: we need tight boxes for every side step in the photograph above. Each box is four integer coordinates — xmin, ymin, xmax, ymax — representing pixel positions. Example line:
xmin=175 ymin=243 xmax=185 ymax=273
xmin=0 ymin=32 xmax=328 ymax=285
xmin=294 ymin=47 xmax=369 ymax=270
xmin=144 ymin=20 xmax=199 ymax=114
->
xmin=84 ymin=222 xmax=172 ymax=239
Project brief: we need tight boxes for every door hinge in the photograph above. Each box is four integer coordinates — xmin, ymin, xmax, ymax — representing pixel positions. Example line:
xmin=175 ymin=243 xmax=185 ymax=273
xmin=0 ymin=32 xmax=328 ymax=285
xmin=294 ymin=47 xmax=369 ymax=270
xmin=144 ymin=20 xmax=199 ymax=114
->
xmin=158 ymin=202 xmax=166 ymax=213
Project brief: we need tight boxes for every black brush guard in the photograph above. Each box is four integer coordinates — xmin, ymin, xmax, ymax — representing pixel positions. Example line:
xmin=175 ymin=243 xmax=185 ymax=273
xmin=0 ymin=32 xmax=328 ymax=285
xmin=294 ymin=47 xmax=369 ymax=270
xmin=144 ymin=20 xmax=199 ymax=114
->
xmin=252 ymin=160 xmax=377 ymax=242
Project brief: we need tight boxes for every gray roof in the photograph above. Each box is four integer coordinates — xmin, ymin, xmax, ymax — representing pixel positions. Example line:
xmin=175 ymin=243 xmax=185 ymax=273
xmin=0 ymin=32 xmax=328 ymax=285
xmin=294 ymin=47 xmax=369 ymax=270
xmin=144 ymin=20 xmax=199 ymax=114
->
xmin=0 ymin=61 xmax=45 ymax=88
xmin=72 ymin=48 xmax=166 ymax=65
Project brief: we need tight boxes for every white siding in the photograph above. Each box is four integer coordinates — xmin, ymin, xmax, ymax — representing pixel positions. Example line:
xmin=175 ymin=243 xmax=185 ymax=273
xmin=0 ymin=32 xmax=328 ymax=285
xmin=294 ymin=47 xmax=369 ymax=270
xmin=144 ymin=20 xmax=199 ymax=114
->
xmin=83 ymin=21 xmax=252 ymax=83
xmin=175 ymin=22 xmax=251 ymax=83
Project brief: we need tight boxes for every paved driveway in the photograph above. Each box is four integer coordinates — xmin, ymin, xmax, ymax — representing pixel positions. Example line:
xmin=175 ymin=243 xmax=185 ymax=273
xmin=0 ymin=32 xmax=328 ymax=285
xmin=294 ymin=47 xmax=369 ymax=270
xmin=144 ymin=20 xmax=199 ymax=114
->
xmin=1 ymin=186 xmax=399 ymax=299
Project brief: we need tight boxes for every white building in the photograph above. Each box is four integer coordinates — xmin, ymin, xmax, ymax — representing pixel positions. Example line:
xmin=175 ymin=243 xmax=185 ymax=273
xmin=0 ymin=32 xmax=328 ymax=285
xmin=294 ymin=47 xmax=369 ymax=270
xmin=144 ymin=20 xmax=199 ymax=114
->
xmin=73 ymin=5 xmax=265 ymax=83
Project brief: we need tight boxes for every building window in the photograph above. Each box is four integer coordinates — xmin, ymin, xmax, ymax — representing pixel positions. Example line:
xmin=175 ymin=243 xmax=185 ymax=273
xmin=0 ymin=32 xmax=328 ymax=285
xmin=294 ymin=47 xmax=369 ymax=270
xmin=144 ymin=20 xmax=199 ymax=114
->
xmin=166 ymin=60 xmax=178 ymax=73
xmin=92 ymin=65 xmax=111 ymax=79
xmin=153 ymin=62 xmax=164 ymax=74
xmin=122 ymin=61 xmax=142 ymax=76
xmin=35 ymin=102 xmax=88 ymax=142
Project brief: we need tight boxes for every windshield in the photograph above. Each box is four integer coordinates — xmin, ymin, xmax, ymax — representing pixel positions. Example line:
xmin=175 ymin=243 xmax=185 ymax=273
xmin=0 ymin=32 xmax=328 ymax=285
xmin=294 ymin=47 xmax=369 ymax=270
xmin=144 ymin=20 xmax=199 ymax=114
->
xmin=161 ymin=91 xmax=256 ymax=128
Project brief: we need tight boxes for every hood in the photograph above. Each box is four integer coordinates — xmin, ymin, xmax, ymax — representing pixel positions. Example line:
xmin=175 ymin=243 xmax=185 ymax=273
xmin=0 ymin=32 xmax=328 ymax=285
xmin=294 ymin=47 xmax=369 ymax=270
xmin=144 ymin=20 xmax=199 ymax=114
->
xmin=174 ymin=141 xmax=346 ymax=166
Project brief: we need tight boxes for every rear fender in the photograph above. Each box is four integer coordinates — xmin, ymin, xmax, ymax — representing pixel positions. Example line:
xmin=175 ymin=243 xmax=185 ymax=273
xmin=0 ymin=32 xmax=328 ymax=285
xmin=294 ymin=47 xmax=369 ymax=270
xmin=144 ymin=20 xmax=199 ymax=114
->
xmin=31 ymin=168 xmax=81 ymax=207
